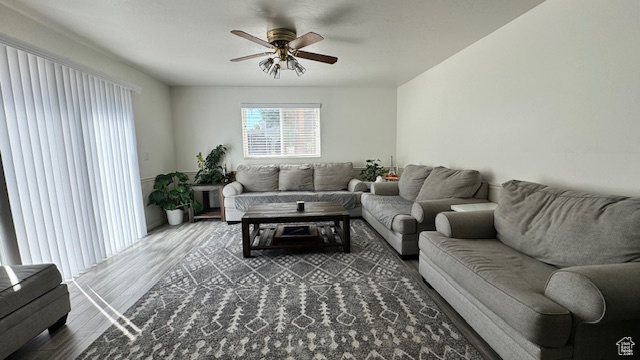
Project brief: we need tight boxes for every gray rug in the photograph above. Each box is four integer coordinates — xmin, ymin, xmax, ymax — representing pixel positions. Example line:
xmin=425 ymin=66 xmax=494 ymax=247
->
xmin=79 ymin=220 xmax=482 ymax=359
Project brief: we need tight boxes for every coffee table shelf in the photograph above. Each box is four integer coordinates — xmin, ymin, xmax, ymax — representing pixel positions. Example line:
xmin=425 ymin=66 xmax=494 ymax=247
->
xmin=241 ymin=202 xmax=350 ymax=257
xmin=249 ymin=224 xmax=345 ymax=250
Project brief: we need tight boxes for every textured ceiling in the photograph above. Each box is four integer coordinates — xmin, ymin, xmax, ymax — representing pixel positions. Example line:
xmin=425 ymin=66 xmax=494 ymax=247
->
xmin=1 ymin=0 xmax=544 ymax=87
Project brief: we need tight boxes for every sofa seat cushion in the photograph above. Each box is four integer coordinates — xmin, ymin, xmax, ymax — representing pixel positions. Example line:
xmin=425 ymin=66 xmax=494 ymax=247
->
xmin=361 ymin=193 xmax=415 ymax=233
xmin=315 ymin=191 xmax=361 ymax=209
xmin=419 ymin=233 xmax=572 ymax=348
xmin=229 ymin=191 xmax=360 ymax=211
xmin=495 ymin=180 xmax=640 ymax=267
xmin=0 ymin=264 xmax=62 ymax=318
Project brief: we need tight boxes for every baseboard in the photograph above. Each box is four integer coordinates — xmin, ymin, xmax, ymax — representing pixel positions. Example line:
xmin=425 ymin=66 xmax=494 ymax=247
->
xmin=146 ymin=220 xmax=166 ymax=232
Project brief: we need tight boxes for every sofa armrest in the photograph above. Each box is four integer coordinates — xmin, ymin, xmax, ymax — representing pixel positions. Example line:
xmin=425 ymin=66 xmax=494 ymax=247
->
xmin=348 ymin=178 xmax=367 ymax=192
xmin=222 ymin=181 xmax=244 ymax=196
xmin=411 ymin=198 xmax=489 ymax=228
xmin=433 ymin=210 xmax=497 ymax=239
xmin=370 ymin=182 xmax=399 ymax=196
xmin=544 ymin=263 xmax=640 ymax=324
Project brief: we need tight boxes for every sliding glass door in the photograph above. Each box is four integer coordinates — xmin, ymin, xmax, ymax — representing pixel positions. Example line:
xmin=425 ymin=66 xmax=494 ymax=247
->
xmin=0 ymin=41 xmax=147 ymax=279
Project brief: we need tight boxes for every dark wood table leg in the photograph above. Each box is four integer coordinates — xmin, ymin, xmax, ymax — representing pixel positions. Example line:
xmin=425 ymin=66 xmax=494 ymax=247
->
xmin=342 ymin=215 xmax=350 ymax=253
xmin=202 ymin=191 xmax=210 ymax=212
xmin=218 ymin=185 xmax=225 ymax=222
xmin=242 ymin=219 xmax=251 ymax=257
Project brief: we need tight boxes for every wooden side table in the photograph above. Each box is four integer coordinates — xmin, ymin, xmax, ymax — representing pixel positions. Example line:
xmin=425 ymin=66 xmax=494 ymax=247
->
xmin=189 ymin=184 xmax=225 ymax=222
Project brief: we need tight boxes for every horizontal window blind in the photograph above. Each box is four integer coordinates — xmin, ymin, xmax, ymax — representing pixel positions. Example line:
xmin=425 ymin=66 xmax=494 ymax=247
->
xmin=241 ymin=104 xmax=321 ymax=158
xmin=0 ymin=43 xmax=147 ymax=280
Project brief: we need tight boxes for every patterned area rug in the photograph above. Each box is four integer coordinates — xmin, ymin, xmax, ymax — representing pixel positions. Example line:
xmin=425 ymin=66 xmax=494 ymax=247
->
xmin=79 ymin=220 xmax=482 ymax=359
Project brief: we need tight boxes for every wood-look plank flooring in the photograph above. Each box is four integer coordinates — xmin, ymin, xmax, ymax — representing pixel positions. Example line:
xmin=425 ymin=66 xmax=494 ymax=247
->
xmin=6 ymin=221 xmax=216 ymax=360
xmin=6 ymin=220 xmax=499 ymax=360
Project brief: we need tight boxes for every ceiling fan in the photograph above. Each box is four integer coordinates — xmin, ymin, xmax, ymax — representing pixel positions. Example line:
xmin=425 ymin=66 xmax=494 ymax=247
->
xmin=230 ymin=28 xmax=338 ymax=78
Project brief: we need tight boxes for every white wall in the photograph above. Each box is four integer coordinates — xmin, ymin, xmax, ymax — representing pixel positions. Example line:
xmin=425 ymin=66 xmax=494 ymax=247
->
xmin=0 ymin=5 xmax=174 ymax=229
xmin=171 ymin=87 xmax=397 ymax=172
xmin=397 ymin=0 xmax=640 ymax=197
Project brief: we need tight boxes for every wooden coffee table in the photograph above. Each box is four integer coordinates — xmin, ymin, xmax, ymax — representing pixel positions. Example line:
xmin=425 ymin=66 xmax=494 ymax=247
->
xmin=241 ymin=202 xmax=350 ymax=257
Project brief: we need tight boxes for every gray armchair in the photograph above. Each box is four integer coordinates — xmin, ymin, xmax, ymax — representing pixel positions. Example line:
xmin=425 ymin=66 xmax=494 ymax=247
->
xmin=0 ymin=264 xmax=70 ymax=359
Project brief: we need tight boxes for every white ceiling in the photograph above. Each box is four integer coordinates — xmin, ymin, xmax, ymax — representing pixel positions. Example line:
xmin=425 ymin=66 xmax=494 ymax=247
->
xmin=1 ymin=0 xmax=544 ymax=87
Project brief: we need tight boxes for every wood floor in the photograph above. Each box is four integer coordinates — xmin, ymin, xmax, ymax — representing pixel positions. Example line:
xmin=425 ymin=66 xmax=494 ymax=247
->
xmin=6 ymin=221 xmax=216 ymax=360
xmin=6 ymin=219 xmax=499 ymax=360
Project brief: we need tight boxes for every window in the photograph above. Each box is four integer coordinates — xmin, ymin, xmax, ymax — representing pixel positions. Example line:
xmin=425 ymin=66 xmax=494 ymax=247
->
xmin=241 ymin=103 xmax=321 ymax=158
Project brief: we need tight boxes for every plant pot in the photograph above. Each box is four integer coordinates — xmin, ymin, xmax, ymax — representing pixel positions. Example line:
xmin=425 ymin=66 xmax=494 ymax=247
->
xmin=166 ymin=209 xmax=184 ymax=226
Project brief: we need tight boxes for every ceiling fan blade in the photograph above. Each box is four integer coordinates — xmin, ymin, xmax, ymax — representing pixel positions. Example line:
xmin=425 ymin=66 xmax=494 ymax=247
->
xmin=230 ymin=30 xmax=275 ymax=49
xmin=230 ymin=52 xmax=274 ymax=62
xmin=288 ymin=32 xmax=324 ymax=50
xmin=294 ymin=50 xmax=338 ymax=64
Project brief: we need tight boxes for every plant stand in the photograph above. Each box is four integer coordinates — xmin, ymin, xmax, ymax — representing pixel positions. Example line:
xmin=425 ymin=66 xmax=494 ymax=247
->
xmin=189 ymin=184 xmax=225 ymax=222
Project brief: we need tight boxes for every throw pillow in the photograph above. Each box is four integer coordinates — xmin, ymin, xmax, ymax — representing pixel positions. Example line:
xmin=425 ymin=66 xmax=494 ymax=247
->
xmin=397 ymin=164 xmax=433 ymax=201
xmin=313 ymin=163 xmax=354 ymax=191
xmin=415 ymin=166 xmax=481 ymax=201
xmin=235 ymin=164 xmax=279 ymax=192
xmin=279 ymin=164 xmax=314 ymax=191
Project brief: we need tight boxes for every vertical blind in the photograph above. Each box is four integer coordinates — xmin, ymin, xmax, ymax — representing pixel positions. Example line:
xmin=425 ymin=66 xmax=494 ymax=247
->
xmin=0 ymin=44 xmax=147 ymax=280
xmin=241 ymin=103 xmax=321 ymax=158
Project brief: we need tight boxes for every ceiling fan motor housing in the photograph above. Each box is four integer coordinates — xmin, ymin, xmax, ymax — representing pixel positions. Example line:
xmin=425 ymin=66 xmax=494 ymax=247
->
xmin=267 ymin=28 xmax=297 ymax=47
xmin=267 ymin=28 xmax=296 ymax=62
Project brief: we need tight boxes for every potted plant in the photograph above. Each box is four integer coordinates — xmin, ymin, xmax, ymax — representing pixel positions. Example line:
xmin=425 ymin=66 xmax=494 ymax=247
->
xmin=194 ymin=145 xmax=228 ymax=184
xmin=360 ymin=159 xmax=386 ymax=185
xmin=148 ymin=172 xmax=202 ymax=225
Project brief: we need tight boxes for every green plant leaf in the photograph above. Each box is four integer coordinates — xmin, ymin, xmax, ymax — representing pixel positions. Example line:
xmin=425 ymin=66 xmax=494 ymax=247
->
xmin=194 ymin=144 xmax=228 ymax=184
xmin=360 ymin=158 xmax=385 ymax=181
xmin=148 ymin=171 xmax=200 ymax=211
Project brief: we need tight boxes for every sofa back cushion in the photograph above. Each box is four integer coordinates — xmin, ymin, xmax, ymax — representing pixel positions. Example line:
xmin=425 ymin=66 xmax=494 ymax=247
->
xmin=313 ymin=162 xmax=353 ymax=191
xmin=495 ymin=180 xmax=640 ymax=267
xmin=398 ymin=164 xmax=432 ymax=201
xmin=235 ymin=164 xmax=279 ymax=192
xmin=279 ymin=164 xmax=314 ymax=191
xmin=415 ymin=166 xmax=482 ymax=201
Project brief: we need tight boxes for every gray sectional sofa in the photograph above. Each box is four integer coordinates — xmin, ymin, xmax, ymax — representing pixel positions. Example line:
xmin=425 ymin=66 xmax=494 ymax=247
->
xmin=223 ymin=162 xmax=367 ymax=222
xmin=419 ymin=180 xmax=640 ymax=360
xmin=361 ymin=165 xmax=489 ymax=255
xmin=1 ymin=264 xmax=70 ymax=359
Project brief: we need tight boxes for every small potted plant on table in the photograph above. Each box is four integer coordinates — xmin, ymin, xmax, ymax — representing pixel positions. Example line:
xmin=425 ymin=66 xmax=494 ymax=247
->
xmin=360 ymin=159 xmax=386 ymax=188
xmin=148 ymin=172 xmax=202 ymax=225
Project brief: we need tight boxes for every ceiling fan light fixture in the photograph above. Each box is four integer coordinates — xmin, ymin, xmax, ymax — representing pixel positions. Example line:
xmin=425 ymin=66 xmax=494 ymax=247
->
xmin=270 ymin=63 xmax=281 ymax=79
xmin=294 ymin=63 xmax=306 ymax=77
xmin=286 ymin=55 xmax=297 ymax=70
xmin=259 ymin=58 xmax=274 ymax=73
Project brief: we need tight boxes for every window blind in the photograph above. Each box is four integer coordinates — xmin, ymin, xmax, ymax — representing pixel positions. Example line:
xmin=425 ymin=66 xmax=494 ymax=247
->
xmin=241 ymin=103 xmax=321 ymax=158
xmin=0 ymin=43 xmax=147 ymax=280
